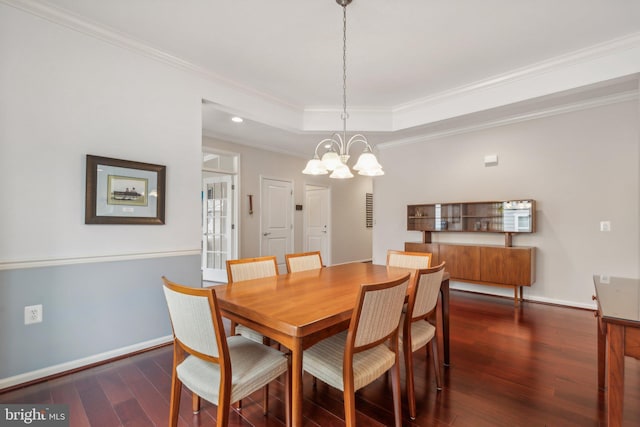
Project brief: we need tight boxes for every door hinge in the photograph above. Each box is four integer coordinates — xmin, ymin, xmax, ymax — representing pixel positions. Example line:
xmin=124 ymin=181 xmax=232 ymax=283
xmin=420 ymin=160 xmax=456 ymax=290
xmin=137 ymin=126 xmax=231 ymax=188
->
xmin=232 ymin=224 xmax=235 ymax=230
xmin=231 ymin=184 xmax=235 ymax=190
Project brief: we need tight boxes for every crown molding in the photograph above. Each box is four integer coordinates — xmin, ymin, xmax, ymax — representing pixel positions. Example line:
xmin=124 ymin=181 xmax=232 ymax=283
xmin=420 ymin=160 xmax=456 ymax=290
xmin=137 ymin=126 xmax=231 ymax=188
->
xmin=393 ymin=33 xmax=640 ymax=114
xmin=303 ymin=106 xmax=393 ymax=132
xmin=299 ymin=33 xmax=640 ymax=131
xmin=202 ymin=130 xmax=310 ymax=159
xmin=378 ymin=89 xmax=638 ymax=150
xmin=389 ymin=33 xmax=640 ymax=131
xmin=3 ymin=0 xmax=639 ymax=134
xmin=0 ymin=0 xmax=302 ymax=113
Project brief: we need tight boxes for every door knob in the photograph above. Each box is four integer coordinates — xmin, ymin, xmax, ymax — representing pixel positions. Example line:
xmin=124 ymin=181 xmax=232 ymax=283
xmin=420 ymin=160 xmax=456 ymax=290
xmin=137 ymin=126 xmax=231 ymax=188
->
xmin=263 ymin=232 xmax=271 ymax=236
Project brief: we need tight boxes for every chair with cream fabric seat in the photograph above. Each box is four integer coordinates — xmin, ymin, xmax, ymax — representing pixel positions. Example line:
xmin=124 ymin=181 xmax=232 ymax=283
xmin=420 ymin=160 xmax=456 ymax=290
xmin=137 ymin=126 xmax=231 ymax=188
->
xmin=387 ymin=249 xmax=432 ymax=316
xmin=303 ymin=273 xmax=411 ymax=427
xmin=285 ymin=251 xmax=323 ymax=273
xmin=161 ymin=277 xmax=289 ymax=426
xmin=227 ymin=256 xmax=279 ymax=282
xmin=226 ymin=256 xmax=278 ymax=343
xmin=386 ymin=249 xmax=432 ymax=269
xmin=400 ymin=262 xmax=446 ymax=420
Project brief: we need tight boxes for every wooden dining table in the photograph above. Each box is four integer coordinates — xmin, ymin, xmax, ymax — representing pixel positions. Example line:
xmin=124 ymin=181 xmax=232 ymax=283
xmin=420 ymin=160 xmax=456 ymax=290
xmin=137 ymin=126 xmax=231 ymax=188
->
xmin=212 ymin=262 xmax=451 ymax=427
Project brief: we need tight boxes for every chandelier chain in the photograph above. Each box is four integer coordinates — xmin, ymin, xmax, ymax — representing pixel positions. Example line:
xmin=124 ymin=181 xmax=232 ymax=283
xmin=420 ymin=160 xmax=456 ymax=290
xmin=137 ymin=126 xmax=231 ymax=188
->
xmin=302 ymin=0 xmax=383 ymax=178
xmin=342 ymin=3 xmax=348 ymax=129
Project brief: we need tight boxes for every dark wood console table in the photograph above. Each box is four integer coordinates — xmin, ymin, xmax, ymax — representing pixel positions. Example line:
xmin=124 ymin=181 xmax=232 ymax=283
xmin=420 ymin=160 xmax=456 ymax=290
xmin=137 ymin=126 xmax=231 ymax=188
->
xmin=593 ymin=275 xmax=640 ymax=427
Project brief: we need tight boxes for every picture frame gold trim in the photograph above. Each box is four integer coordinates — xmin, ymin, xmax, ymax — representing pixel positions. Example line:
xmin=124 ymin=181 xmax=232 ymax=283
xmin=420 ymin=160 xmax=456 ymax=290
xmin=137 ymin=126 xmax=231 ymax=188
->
xmin=85 ymin=155 xmax=166 ymax=225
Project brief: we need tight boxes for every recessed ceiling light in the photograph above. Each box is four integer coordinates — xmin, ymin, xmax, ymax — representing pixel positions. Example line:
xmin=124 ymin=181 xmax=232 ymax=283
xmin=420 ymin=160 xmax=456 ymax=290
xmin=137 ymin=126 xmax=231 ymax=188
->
xmin=231 ymin=116 xmax=243 ymax=123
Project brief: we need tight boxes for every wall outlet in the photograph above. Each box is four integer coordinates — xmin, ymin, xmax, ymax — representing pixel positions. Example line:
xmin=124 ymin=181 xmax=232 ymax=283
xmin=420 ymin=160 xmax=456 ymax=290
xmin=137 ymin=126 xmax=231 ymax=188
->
xmin=24 ymin=304 xmax=43 ymax=325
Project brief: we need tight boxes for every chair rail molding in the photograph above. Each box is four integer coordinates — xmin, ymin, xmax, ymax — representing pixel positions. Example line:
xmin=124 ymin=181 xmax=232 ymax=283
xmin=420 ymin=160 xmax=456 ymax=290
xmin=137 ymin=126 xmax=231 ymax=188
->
xmin=0 ymin=249 xmax=201 ymax=271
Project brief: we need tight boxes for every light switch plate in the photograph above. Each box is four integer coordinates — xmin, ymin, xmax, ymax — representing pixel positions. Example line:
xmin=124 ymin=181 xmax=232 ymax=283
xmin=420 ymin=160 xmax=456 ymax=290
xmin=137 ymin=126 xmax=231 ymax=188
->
xmin=484 ymin=154 xmax=498 ymax=166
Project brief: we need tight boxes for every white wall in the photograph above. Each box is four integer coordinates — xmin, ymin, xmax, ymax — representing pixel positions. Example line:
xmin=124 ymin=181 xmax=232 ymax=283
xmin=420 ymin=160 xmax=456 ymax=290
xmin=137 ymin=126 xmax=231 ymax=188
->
xmin=373 ymin=100 xmax=639 ymax=308
xmin=328 ymin=176 xmax=374 ymax=263
xmin=0 ymin=3 xmax=203 ymax=385
xmin=202 ymin=137 xmax=373 ymax=265
xmin=0 ymin=4 xmax=202 ymax=261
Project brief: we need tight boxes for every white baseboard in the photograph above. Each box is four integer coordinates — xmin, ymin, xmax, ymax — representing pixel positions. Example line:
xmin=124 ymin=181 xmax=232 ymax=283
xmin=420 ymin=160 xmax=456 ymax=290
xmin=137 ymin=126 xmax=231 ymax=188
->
xmin=450 ymin=283 xmax=597 ymax=310
xmin=524 ymin=294 xmax=596 ymax=310
xmin=0 ymin=335 xmax=173 ymax=390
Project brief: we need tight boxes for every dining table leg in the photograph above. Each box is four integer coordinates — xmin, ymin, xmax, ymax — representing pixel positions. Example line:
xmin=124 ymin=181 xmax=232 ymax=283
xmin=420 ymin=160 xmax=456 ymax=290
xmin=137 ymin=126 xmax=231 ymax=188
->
xmin=440 ymin=277 xmax=450 ymax=366
xmin=597 ymin=314 xmax=606 ymax=391
xmin=607 ymin=323 xmax=624 ymax=427
xmin=290 ymin=339 xmax=304 ymax=427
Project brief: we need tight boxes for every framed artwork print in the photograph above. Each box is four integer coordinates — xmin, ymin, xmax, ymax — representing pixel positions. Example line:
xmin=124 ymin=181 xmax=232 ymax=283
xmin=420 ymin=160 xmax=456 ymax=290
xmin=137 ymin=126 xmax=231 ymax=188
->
xmin=85 ymin=155 xmax=166 ymax=224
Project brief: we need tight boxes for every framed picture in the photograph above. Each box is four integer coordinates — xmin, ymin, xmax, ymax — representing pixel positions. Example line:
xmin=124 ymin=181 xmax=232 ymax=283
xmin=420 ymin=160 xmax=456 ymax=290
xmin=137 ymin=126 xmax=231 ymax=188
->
xmin=85 ymin=155 xmax=166 ymax=224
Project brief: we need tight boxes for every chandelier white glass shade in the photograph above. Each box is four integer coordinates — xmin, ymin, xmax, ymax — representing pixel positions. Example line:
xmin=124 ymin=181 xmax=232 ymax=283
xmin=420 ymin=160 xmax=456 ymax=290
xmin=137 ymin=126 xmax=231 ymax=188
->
xmin=302 ymin=132 xmax=384 ymax=178
xmin=302 ymin=0 xmax=384 ymax=179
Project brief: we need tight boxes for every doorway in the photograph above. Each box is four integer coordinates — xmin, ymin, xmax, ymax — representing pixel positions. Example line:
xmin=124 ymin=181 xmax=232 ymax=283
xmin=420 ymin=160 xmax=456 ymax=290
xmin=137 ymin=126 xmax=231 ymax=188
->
xmin=202 ymin=151 xmax=239 ymax=282
xmin=304 ymin=184 xmax=330 ymax=265
xmin=260 ymin=177 xmax=293 ymax=273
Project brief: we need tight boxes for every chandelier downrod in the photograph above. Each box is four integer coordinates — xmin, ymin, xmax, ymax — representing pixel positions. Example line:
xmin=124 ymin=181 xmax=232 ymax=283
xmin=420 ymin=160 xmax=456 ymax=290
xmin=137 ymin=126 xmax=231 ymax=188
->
xmin=302 ymin=0 xmax=384 ymax=179
xmin=341 ymin=0 xmax=348 ymax=142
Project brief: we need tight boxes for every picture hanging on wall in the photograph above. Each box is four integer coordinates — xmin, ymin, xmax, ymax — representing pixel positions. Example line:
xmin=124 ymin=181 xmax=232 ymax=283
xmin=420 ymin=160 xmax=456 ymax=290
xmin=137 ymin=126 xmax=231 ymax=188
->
xmin=85 ymin=155 xmax=166 ymax=224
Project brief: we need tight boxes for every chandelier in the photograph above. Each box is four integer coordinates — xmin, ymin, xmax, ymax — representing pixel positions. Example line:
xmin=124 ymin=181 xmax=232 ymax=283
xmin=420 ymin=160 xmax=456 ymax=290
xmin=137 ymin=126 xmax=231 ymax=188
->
xmin=302 ymin=0 xmax=384 ymax=179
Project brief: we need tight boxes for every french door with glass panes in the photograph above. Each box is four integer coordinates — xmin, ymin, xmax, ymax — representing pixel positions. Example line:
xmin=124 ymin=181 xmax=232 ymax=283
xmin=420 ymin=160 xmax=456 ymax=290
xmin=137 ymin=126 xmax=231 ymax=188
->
xmin=202 ymin=173 xmax=235 ymax=282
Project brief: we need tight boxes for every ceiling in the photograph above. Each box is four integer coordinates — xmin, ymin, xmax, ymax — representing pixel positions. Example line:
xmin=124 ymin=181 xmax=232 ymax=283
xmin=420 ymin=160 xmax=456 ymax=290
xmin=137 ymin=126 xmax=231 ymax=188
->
xmin=29 ymin=0 xmax=640 ymax=158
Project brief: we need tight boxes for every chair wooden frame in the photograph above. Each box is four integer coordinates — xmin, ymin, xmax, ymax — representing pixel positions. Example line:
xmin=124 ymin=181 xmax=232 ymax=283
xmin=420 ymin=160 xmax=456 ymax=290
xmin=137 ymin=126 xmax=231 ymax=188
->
xmin=303 ymin=273 xmax=410 ymax=427
xmin=225 ymin=256 xmax=280 ymax=410
xmin=402 ymin=262 xmax=446 ymax=420
xmin=285 ymin=251 xmax=323 ymax=273
xmin=161 ymin=277 xmax=289 ymax=426
xmin=386 ymin=249 xmax=432 ymax=269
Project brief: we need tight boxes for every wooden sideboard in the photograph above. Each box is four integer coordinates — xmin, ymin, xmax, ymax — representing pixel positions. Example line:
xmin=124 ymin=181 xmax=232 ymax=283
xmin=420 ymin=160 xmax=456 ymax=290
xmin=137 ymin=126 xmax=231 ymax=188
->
xmin=405 ymin=241 xmax=535 ymax=305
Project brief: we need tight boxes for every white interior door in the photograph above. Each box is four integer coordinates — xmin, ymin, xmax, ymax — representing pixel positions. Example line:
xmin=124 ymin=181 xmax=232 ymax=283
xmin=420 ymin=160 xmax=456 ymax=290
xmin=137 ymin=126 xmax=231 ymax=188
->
xmin=261 ymin=177 xmax=293 ymax=274
xmin=202 ymin=174 xmax=235 ymax=282
xmin=304 ymin=185 xmax=330 ymax=265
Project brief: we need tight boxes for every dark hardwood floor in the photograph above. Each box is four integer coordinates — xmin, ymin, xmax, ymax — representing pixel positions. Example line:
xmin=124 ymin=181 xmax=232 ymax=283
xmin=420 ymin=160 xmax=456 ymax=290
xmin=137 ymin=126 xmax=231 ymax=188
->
xmin=2 ymin=290 xmax=639 ymax=426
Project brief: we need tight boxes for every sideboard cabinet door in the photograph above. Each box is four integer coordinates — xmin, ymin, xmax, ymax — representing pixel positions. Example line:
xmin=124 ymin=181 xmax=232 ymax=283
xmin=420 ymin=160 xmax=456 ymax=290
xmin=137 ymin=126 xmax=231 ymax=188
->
xmin=439 ymin=245 xmax=481 ymax=282
xmin=480 ymin=247 xmax=535 ymax=285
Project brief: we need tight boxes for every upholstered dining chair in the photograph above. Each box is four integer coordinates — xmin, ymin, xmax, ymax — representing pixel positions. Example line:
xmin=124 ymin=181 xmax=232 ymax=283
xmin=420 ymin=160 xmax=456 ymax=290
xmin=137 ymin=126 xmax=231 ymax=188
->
xmin=400 ymin=262 xmax=446 ymax=420
xmin=387 ymin=249 xmax=432 ymax=316
xmin=386 ymin=249 xmax=432 ymax=269
xmin=161 ymin=277 xmax=289 ymax=426
xmin=285 ymin=251 xmax=323 ymax=273
xmin=226 ymin=255 xmax=279 ymax=281
xmin=303 ymin=273 xmax=411 ymax=427
xmin=226 ymin=256 xmax=278 ymax=343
